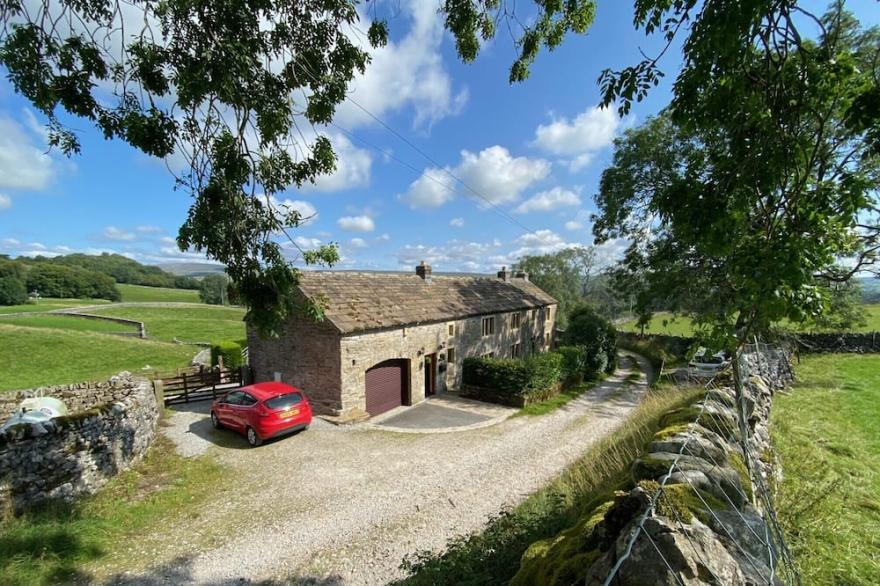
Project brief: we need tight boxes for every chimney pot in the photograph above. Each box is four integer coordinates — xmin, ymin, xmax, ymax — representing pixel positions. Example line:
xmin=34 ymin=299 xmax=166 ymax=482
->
xmin=416 ymin=261 xmax=433 ymax=283
xmin=497 ymin=266 xmax=512 ymax=282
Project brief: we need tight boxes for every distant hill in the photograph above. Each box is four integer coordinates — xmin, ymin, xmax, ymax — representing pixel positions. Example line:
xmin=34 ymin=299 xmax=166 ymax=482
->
xmin=157 ymin=262 xmax=227 ymax=278
xmin=13 ymin=253 xmax=200 ymax=290
xmin=858 ymin=276 xmax=880 ymax=303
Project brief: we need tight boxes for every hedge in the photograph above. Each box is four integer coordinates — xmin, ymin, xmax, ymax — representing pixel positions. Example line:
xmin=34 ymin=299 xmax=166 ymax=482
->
xmin=463 ymin=352 xmax=563 ymax=398
xmin=210 ymin=339 xmax=247 ymax=369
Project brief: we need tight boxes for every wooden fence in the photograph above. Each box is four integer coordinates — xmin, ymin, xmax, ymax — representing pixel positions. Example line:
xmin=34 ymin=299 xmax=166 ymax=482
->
xmin=153 ymin=365 xmax=251 ymax=406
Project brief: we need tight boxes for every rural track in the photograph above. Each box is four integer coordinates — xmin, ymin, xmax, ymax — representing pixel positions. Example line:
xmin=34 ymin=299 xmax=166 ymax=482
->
xmin=112 ymin=352 xmax=651 ymax=585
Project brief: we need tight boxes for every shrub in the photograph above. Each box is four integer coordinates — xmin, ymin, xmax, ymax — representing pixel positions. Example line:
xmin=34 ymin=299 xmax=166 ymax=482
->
xmin=563 ymin=306 xmax=618 ymax=379
xmin=556 ymin=346 xmax=587 ymax=384
xmin=210 ymin=339 xmax=245 ymax=369
xmin=463 ymin=352 xmax=563 ymax=400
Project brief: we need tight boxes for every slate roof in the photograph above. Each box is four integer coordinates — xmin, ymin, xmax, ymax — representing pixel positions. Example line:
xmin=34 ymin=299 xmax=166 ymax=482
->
xmin=296 ymin=271 xmax=557 ymax=334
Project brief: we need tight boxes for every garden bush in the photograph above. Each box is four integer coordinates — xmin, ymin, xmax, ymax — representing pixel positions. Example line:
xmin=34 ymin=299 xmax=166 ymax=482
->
xmin=562 ymin=306 xmax=618 ymax=379
xmin=556 ymin=346 xmax=587 ymax=384
xmin=210 ymin=339 xmax=246 ymax=369
xmin=463 ymin=352 xmax=563 ymax=404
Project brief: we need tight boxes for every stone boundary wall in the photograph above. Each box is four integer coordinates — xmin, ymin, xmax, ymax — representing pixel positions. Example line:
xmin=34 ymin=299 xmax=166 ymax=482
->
xmin=513 ymin=347 xmax=794 ymax=584
xmin=59 ymin=312 xmax=146 ymax=338
xmin=795 ymin=331 xmax=879 ymax=353
xmin=0 ymin=373 xmax=160 ymax=512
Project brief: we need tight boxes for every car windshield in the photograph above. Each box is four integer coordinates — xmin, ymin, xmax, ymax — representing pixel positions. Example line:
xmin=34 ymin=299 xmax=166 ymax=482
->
xmin=265 ymin=392 xmax=303 ymax=410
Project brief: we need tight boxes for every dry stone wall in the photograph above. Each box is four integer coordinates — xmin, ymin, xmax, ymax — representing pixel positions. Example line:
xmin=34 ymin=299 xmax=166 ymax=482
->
xmin=513 ymin=347 xmax=794 ymax=585
xmin=0 ymin=373 xmax=160 ymax=512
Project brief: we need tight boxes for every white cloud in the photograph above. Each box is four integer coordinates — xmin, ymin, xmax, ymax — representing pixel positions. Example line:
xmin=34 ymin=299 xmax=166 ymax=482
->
xmin=533 ymin=106 xmax=619 ymax=172
xmin=336 ymin=1 xmax=468 ymax=130
xmin=396 ymin=239 xmax=503 ymax=272
xmin=350 ymin=237 xmax=368 ymax=248
xmin=376 ymin=233 xmax=391 ymax=242
xmin=270 ymin=197 xmax=319 ymax=225
xmin=136 ymin=225 xmax=163 ymax=234
xmin=513 ymin=187 xmax=581 ymax=214
xmin=102 ymin=226 xmax=137 ymax=241
xmin=0 ymin=194 xmax=10 ymax=211
xmin=160 ymin=236 xmax=177 ymax=245
xmin=2 ymin=238 xmax=20 ymax=246
xmin=300 ymin=132 xmax=372 ymax=193
xmin=401 ymin=146 xmax=550 ymax=209
xmin=0 ymin=115 xmax=55 ymax=191
xmin=336 ymin=215 xmax=375 ymax=233
xmin=450 ymin=217 xmax=465 ymax=228
xmin=565 ymin=220 xmax=583 ymax=231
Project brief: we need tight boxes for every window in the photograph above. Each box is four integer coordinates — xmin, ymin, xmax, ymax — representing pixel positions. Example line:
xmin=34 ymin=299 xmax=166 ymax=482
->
xmin=448 ymin=323 xmax=455 ymax=336
xmin=482 ymin=351 xmax=495 ymax=358
xmin=530 ymin=309 xmax=536 ymax=320
xmin=223 ymin=391 xmax=245 ymax=405
xmin=481 ymin=316 xmax=495 ymax=336
xmin=446 ymin=348 xmax=455 ymax=366
xmin=240 ymin=393 xmax=258 ymax=406
xmin=545 ymin=307 xmax=551 ymax=322
xmin=265 ymin=392 xmax=303 ymax=410
xmin=511 ymin=312 xmax=521 ymax=328
xmin=511 ymin=342 xmax=522 ymax=358
xmin=545 ymin=333 xmax=551 ymax=346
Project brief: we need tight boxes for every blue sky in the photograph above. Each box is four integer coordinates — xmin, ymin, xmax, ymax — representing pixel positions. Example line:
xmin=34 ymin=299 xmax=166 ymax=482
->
xmin=1 ymin=1 xmax=877 ymax=273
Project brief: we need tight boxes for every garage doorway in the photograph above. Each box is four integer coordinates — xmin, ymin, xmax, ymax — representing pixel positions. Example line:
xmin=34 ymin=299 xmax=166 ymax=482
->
xmin=365 ymin=359 xmax=409 ymax=417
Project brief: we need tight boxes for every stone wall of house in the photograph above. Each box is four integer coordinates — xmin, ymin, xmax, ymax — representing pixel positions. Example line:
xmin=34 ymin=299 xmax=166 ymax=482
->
xmin=338 ymin=304 xmax=556 ymax=417
xmin=0 ymin=373 xmax=159 ymax=512
xmin=513 ymin=347 xmax=793 ymax=585
xmin=246 ymin=310 xmax=343 ymax=415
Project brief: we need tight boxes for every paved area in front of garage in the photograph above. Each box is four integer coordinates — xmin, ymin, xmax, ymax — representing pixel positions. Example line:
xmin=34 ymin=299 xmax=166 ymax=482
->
xmin=369 ymin=395 xmax=516 ymax=432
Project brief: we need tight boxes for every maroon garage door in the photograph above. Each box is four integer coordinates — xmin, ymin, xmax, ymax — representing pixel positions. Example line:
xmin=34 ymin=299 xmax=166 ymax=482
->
xmin=365 ymin=359 xmax=407 ymax=416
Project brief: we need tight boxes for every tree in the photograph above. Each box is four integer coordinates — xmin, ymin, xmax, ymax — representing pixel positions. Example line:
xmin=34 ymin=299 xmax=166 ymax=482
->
xmin=0 ymin=259 xmax=28 ymax=306
xmin=593 ymin=8 xmax=880 ymax=347
xmin=199 ymin=274 xmax=230 ymax=305
xmin=513 ymin=248 xmax=589 ymax=328
xmin=562 ymin=305 xmax=617 ymax=377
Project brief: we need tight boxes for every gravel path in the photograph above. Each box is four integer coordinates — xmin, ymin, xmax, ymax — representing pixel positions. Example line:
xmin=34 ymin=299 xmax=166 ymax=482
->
xmin=132 ymin=352 xmax=650 ymax=585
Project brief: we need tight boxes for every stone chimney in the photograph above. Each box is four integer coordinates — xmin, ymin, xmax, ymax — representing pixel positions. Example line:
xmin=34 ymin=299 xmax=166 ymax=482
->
xmin=497 ymin=266 xmax=512 ymax=282
xmin=515 ymin=271 xmax=529 ymax=282
xmin=416 ymin=260 xmax=432 ymax=283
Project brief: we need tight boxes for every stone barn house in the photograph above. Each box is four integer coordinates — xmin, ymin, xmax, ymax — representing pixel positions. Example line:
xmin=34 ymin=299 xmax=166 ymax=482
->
xmin=247 ymin=263 xmax=558 ymax=419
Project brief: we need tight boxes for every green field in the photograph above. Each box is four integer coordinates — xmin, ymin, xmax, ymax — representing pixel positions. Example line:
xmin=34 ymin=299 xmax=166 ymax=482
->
xmin=773 ymin=354 xmax=880 ymax=584
xmin=0 ymin=314 xmax=136 ymax=334
xmin=0 ymin=298 xmax=111 ymax=315
xmin=89 ymin=305 xmax=245 ymax=343
xmin=618 ymin=304 xmax=880 ymax=336
xmin=0 ymin=324 xmax=197 ymax=391
xmin=116 ymin=284 xmax=201 ymax=303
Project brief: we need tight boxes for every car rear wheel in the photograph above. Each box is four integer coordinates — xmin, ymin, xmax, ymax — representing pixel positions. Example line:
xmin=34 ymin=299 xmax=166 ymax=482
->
xmin=210 ymin=411 xmax=222 ymax=429
xmin=246 ymin=426 xmax=263 ymax=447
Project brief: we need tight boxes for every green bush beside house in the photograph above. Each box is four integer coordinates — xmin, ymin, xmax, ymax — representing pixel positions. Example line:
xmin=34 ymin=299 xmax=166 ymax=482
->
xmin=210 ymin=339 xmax=247 ymax=369
xmin=462 ymin=307 xmax=618 ymax=407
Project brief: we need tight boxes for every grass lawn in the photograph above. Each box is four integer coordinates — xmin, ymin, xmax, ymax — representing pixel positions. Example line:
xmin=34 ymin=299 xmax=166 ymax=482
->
xmin=0 ymin=436 xmax=229 ymax=585
xmin=399 ymin=385 xmax=702 ymax=585
xmin=772 ymin=353 xmax=880 ymax=585
xmin=89 ymin=305 xmax=246 ymax=343
xmin=0 ymin=298 xmax=111 ymax=315
xmin=0 ymin=314 xmax=136 ymax=334
xmin=0 ymin=324 xmax=197 ymax=391
xmin=116 ymin=284 xmax=201 ymax=303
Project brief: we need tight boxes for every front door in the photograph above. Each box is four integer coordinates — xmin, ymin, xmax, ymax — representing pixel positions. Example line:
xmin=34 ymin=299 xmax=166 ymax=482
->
xmin=424 ymin=353 xmax=437 ymax=397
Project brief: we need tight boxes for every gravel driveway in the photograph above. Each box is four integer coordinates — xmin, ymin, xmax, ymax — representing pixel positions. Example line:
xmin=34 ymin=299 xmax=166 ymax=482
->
xmin=126 ymin=352 xmax=650 ymax=585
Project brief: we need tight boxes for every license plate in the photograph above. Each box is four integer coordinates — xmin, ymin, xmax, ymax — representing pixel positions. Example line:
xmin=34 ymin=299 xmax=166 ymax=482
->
xmin=280 ymin=408 xmax=300 ymax=419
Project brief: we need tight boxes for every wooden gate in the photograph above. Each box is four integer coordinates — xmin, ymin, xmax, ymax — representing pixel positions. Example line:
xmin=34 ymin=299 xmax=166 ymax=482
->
xmin=154 ymin=365 xmax=250 ymax=406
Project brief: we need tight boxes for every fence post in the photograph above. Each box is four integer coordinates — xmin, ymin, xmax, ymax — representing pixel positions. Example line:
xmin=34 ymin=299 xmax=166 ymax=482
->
xmin=182 ymin=374 xmax=189 ymax=403
xmin=153 ymin=379 xmax=164 ymax=410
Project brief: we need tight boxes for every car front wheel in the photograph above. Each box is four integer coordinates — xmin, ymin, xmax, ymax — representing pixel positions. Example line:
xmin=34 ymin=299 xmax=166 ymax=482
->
xmin=246 ymin=426 xmax=263 ymax=447
xmin=210 ymin=411 xmax=222 ymax=429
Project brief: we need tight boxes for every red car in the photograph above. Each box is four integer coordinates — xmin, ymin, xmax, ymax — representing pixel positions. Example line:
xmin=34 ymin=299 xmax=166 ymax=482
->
xmin=210 ymin=382 xmax=313 ymax=446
